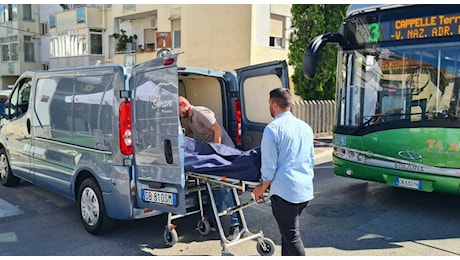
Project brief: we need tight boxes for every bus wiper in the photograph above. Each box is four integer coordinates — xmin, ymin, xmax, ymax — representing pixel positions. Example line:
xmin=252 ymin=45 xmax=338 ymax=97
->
xmin=352 ymin=115 xmax=380 ymax=133
xmin=356 ymin=111 xmax=425 ymax=131
xmin=379 ymin=112 xmax=426 ymax=122
xmin=361 ymin=115 xmax=380 ymax=127
xmin=427 ymin=110 xmax=458 ymax=120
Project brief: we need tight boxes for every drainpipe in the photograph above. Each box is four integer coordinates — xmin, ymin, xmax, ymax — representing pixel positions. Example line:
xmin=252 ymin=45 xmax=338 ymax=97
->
xmin=102 ymin=5 xmax=106 ymax=30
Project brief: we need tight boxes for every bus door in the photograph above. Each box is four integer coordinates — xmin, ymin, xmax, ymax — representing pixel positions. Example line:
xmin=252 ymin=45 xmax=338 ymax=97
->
xmin=130 ymin=54 xmax=186 ymax=215
xmin=235 ymin=60 xmax=290 ymax=150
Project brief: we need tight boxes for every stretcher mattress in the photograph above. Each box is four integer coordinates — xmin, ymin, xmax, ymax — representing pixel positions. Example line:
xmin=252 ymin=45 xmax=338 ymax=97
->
xmin=183 ymin=137 xmax=261 ymax=182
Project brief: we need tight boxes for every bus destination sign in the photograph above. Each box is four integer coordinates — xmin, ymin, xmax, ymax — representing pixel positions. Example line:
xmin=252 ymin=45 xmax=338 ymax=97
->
xmin=366 ymin=13 xmax=460 ymax=43
xmin=391 ymin=14 xmax=460 ymax=40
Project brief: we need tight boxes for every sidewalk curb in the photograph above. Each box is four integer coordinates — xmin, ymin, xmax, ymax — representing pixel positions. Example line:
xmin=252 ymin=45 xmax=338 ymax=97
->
xmin=314 ymin=136 xmax=333 ymax=165
xmin=315 ymin=148 xmax=333 ymax=165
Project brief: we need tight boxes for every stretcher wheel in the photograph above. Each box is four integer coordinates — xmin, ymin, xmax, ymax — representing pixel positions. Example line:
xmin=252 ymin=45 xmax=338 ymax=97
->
xmin=196 ymin=218 xmax=211 ymax=235
xmin=164 ymin=226 xmax=178 ymax=246
xmin=256 ymin=238 xmax=275 ymax=256
xmin=221 ymin=251 xmax=234 ymax=256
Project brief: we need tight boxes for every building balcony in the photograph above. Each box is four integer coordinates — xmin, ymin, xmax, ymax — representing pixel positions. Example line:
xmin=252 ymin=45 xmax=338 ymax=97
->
xmin=111 ymin=46 xmax=165 ymax=66
xmin=49 ymin=6 xmax=106 ymax=33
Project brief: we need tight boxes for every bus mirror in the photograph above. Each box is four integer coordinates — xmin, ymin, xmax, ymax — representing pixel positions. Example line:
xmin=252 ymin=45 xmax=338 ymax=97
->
xmin=302 ymin=48 xmax=318 ymax=79
xmin=303 ymin=33 xmax=346 ymax=79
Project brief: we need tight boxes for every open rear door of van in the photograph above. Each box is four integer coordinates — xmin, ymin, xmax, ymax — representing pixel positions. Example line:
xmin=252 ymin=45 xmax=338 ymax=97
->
xmin=130 ymin=54 xmax=186 ymax=215
xmin=235 ymin=60 xmax=290 ymax=150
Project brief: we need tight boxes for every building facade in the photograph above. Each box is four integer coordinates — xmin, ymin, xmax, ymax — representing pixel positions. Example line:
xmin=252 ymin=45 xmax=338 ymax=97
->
xmin=0 ymin=4 xmax=43 ymax=89
xmin=0 ymin=4 xmax=292 ymax=89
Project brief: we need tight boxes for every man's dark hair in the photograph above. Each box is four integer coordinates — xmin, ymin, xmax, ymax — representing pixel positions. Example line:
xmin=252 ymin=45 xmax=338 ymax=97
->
xmin=269 ymin=88 xmax=292 ymax=109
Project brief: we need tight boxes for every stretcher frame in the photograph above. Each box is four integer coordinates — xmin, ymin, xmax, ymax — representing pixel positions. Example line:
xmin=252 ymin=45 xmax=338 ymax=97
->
xmin=163 ymin=171 xmax=275 ymax=256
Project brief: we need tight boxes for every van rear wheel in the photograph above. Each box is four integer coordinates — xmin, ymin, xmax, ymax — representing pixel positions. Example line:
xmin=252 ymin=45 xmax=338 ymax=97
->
xmin=78 ymin=177 xmax=116 ymax=235
xmin=0 ymin=148 xmax=20 ymax=187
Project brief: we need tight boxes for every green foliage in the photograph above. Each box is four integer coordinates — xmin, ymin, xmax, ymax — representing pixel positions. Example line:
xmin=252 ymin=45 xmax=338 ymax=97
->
xmin=112 ymin=29 xmax=138 ymax=52
xmin=288 ymin=4 xmax=348 ymax=100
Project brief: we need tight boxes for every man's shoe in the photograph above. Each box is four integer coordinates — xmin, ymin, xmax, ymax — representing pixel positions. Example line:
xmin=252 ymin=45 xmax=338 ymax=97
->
xmin=210 ymin=224 xmax=216 ymax=232
xmin=226 ymin=225 xmax=240 ymax=241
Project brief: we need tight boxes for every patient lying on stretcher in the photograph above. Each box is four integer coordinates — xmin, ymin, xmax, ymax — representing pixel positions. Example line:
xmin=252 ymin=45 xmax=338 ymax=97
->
xmin=183 ymin=136 xmax=261 ymax=182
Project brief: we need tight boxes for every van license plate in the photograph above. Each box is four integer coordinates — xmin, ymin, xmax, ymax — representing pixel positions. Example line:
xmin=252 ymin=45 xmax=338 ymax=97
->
xmin=395 ymin=178 xmax=422 ymax=190
xmin=142 ymin=190 xmax=177 ymax=206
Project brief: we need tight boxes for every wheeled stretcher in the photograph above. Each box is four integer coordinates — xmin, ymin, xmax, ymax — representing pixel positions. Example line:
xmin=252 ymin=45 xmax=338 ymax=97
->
xmin=163 ymin=171 xmax=275 ymax=256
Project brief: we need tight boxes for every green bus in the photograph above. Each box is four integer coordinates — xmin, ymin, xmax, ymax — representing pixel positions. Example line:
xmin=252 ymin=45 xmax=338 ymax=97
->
xmin=303 ymin=4 xmax=460 ymax=194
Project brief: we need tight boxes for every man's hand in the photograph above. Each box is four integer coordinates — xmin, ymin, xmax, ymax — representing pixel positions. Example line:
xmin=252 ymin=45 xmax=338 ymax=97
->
xmin=253 ymin=185 xmax=266 ymax=200
xmin=253 ymin=180 xmax=270 ymax=200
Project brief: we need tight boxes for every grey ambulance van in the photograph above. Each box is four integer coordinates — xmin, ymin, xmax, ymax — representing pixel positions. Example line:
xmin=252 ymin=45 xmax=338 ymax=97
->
xmin=0 ymin=54 xmax=289 ymax=235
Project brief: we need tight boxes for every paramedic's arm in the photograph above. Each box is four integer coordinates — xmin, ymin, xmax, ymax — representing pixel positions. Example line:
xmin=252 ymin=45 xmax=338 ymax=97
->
xmin=253 ymin=127 xmax=277 ymax=199
xmin=210 ymin=122 xmax=223 ymax=144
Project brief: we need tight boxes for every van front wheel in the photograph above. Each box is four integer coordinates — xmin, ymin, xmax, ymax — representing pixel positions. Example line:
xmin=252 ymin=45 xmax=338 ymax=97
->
xmin=78 ymin=177 xmax=116 ymax=235
xmin=0 ymin=148 xmax=20 ymax=187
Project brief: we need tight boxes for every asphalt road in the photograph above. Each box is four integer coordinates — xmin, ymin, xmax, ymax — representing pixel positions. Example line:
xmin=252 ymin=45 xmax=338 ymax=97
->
xmin=2 ymin=141 xmax=460 ymax=256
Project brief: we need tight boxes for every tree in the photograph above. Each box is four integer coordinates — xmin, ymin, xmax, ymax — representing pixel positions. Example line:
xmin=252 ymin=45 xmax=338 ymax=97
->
xmin=112 ymin=29 xmax=138 ymax=52
xmin=288 ymin=4 xmax=348 ymax=100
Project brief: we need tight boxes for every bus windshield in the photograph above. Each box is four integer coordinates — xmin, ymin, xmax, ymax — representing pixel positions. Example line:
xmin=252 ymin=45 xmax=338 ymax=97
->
xmin=333 ymin=4 xmax=460 ymax=134
xmin=338 ymin=43 xmax=460 ymax=130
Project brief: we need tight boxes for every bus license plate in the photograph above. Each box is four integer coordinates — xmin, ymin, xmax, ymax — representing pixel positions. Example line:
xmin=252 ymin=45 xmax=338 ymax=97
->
xmin=142 ymin=190 xmax=177 ymax=206
xmin=395 ymin=177 xmax=422 ymax=190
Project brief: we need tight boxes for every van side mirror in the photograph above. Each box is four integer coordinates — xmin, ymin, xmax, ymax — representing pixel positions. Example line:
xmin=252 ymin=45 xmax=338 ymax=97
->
xmin=1 ymin=102 xmax=11 ymax=119
xmin=0 ymin=102 xmax=6 ymax=119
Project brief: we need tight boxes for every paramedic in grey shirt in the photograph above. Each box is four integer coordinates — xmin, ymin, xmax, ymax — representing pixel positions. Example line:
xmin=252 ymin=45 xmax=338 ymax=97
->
xmin=178 ymin=96 xmax=241 ymax=240
xmin=253 ymin=88 xmax=315 ymax=256
xmin=179 ymin=96 xmax=234 ymax=147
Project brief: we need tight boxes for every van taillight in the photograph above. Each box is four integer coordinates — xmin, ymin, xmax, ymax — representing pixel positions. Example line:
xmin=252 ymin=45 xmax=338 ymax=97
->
xmin=163 ymin=58 xmax=174 ymax=66
xmin=119 ymin=101 xmax=133 ymax=155
xmin=234 ymin=99 xmax=242 ymax=146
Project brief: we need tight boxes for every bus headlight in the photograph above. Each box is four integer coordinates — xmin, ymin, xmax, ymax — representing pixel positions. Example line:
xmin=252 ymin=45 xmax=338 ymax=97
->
xmin=348 ymin=151 xmax=355 ymax=159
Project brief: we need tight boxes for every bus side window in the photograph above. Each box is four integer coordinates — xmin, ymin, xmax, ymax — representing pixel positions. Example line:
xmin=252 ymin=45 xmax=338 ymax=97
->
xmin=449 ymin=77 xmax=460 ymax=118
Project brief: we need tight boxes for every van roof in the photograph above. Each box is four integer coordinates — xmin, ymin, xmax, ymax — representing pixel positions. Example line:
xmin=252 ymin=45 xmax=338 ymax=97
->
xmin=25 ymin=64 xmax=128 ymax=75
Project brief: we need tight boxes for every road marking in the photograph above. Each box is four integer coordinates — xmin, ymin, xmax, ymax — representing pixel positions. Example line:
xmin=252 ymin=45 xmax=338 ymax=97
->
xmin=315 ymin=165 xmax=333 ymax=169
xmin=0 ymin=198 xmax=23 ymax=218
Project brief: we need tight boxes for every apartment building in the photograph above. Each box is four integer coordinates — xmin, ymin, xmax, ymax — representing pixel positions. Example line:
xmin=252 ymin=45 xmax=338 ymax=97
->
xmin=0 ymin=4 xmax=292 ymax=89
xmin=0 ymin=4 xmax=43 ymax=89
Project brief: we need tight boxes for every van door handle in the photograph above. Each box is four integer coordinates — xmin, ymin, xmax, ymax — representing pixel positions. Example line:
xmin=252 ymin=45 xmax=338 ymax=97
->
xmin=26 ymin=118 xmax=31 ymax=135
xmin=164 ymin=139 xmax=173 ymax=164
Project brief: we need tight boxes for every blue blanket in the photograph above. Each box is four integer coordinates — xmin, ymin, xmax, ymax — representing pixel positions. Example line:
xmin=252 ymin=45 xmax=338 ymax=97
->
xmin=183 ymin=137 xmax=261 ymax=182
